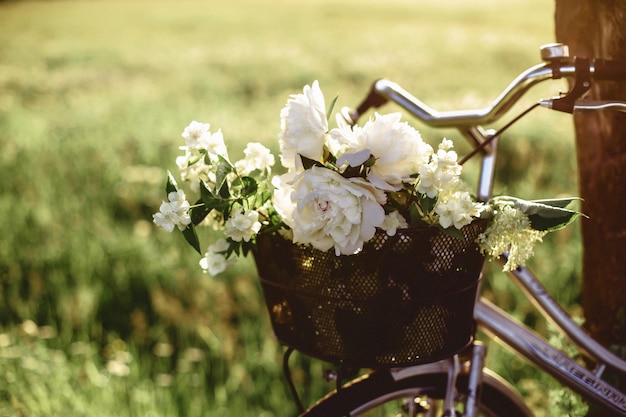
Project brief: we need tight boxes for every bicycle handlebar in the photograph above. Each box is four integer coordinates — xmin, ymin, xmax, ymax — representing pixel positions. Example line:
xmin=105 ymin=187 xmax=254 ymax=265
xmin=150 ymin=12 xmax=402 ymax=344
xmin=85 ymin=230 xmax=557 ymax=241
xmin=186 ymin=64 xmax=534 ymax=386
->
xmin=594 ymin=58 xmax=626 ymax=81
xmin=344 ymin=44 xmax=626 ymax=128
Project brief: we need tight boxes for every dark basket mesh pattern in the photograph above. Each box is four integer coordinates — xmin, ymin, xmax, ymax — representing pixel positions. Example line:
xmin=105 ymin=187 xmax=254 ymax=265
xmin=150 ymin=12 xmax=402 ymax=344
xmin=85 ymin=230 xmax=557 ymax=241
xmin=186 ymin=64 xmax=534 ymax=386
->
xmin=253 ymin=221 xmax=486 ymax=368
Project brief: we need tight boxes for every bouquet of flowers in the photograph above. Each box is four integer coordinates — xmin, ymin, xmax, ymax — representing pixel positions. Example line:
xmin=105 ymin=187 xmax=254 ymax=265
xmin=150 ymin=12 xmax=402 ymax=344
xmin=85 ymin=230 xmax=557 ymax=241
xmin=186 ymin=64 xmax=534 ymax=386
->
xmin=154 ymin=81 xmax=580 ymax=275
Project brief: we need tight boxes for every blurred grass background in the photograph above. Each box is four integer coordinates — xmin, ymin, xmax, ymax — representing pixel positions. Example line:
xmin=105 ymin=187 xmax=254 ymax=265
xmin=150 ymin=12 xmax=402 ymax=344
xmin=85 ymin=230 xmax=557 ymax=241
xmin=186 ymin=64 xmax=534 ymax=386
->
xmin=0 ymin=0 xmax=583 ymax=416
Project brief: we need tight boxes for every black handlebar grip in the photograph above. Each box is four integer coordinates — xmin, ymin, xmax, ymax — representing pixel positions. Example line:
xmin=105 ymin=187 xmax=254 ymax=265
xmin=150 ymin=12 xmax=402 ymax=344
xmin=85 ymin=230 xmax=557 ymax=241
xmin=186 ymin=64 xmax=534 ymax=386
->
xmin=594 ymin=58 xmax=626 ymax=81
xmin=353 ymin=80 xmax=390 ymax=118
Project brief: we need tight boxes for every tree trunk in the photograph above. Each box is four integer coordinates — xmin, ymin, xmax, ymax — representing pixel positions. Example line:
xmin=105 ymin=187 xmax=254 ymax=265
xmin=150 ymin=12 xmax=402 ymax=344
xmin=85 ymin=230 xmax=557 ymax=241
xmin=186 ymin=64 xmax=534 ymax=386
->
xmin=555 ymin=0 xmax=626 ymax=396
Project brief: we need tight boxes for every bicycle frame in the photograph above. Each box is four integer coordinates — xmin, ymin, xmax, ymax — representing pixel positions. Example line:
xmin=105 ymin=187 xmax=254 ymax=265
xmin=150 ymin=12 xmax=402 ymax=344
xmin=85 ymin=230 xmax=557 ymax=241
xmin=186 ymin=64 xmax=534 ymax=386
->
xmin=468 ymin=66 xmax=626 ymax=415
xmin=471 ymin=115 xmax=626 ymax=416
xmin=476 ymin=281 xmax=626 ymax=415
xmin=347 ymin=44 xmax=626 ymax=415
xmin=474 ymin=130 xmax=626 ymax=414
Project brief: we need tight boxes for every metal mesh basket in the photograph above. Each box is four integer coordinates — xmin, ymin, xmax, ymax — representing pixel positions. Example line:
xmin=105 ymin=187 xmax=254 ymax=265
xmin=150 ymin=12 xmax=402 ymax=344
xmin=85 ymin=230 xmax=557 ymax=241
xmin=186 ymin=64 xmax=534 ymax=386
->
xmin=253 ymin=221 xmax=486 ymax=368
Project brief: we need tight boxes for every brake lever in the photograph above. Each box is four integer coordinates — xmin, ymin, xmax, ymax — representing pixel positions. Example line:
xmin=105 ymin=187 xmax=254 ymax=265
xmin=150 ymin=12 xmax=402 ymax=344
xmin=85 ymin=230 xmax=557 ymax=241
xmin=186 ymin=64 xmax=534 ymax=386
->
xmin=548 ymin=56 xmax=593 ymax=114
xmin=573 ymin=100 xmax=626 ymax=112
xmin=540 ymin=99 xmax=626 ymax=113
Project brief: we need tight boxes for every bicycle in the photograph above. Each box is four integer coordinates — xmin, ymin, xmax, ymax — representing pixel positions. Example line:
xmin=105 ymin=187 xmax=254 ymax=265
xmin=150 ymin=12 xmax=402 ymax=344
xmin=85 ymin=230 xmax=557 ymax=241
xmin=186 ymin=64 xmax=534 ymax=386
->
xmin=272 ymin=44 xmax=626 ymax=416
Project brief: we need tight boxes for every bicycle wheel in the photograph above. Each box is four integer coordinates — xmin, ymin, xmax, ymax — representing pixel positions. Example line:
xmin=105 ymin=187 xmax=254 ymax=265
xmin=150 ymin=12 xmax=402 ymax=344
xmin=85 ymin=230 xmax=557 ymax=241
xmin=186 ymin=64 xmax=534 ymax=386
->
xmin=301 ymin=366 xmax=532 ymax=417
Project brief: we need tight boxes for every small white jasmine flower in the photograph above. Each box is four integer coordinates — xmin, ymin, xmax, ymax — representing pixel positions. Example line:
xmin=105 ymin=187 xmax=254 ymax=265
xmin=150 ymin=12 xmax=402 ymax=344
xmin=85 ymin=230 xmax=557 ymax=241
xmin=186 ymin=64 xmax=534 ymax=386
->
xmin=182 ymin=121 xmax=211 ymax=149
xmin=224 ymin=208 xmax=262 ymax=242
xmin=199 ymin=251 xmax=228 ymax=276
xmin=433 ymin=139 xmax=462 ymax=188
xmin=199 ymin=239 xmax=236 ymax=276
xmin=438 ymin=138 xmax=454 ymax=151
xmin=381 ymin=211 xmax=409 ymax=236
xmin=181 ymin=121 xmax=228 ymax=161
xmin=203 ymin=129 xmax=228 ymax=161
xmin=153 ymin=203 xmax=180 ymax=232
xmin=234 ymin=142 xmax=275 ymax=175
xmin=176 ymin=148 xmax=211 ymax=185
xmin=416 ymin=138 xmax=462 ymax=198
xmin=167 ymin=190 xmax=187 ymax=207
xmin=209 ymin=238 xmax=230 ymax=253
xmin=417 ymin=163 xmax=439 ymax=198
xmin=152 ymin=191 xmax=191 ymax=232
xmin=435 ymin=191 xmax=483 ymax=229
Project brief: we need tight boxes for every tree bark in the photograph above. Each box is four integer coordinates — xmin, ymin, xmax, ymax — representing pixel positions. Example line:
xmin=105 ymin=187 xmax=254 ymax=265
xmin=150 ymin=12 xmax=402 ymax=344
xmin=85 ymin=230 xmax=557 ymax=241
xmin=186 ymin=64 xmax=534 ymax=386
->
xmin=555 ymin=0 xmax=626 ymax=390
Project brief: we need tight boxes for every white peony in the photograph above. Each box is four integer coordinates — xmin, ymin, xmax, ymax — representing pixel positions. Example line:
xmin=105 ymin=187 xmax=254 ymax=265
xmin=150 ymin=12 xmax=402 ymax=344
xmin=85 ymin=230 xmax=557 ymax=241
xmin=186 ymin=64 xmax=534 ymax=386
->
xmin=271 ymin=171 xmax=298 ymax=223
xmin=278 ymin=166 xmax=386 ymax=255
xmin=278 ymin=80 xmax=328 ymax=171
xmin=331 ymin=112 xmax=433 ymax=191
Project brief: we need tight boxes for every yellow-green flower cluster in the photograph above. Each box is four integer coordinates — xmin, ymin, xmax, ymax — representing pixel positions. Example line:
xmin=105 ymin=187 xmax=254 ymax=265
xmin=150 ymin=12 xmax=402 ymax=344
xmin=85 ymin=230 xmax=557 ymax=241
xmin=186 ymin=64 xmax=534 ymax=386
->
xmin=478 ymin=204 xmax=548 ymax=271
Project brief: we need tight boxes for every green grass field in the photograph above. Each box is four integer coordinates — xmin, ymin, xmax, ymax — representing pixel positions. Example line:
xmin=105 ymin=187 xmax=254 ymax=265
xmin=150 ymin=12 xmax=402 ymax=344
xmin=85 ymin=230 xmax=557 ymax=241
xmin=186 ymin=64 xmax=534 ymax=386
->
xmin=0 ymin=1 xmax=585 ymax=416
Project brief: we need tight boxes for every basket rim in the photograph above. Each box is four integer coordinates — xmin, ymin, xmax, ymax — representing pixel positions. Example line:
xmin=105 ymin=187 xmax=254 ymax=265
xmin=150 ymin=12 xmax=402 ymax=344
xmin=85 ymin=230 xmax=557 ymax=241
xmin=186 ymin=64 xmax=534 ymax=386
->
xmin=255 ymin=218 xmax=489 ymax=245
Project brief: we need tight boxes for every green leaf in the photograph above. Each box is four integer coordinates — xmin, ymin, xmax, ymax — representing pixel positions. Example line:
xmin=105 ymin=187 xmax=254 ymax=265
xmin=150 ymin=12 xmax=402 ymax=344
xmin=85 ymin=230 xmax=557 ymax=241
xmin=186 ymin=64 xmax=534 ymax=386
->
xmin=190 ymin=199 xmax=212 ymax=225
xmin=228 ymin=241 xmax=241 ymax=257
xmin=215 ymin=156 xmax=233 ymax=196
xmin=166 ymin=171 xmax=178 ymax=194
xmin=218 ymin=179 xmax=230 ymax=198
xmin=327 ymin=95 xmax=339 ymax=121
xmin=408 ymin=204 xmax=422 ymax=227
xmin=497 ymin=196 xmax=582 ymax=232
xmin=182 ymin=223 xmax=202 ymax=254
xmin=237 ymin=176 xmax=258 ymax=197
xmin=199 ymin=180 xmax=212 ymax=202
xmin=259 ymin=189 xmax=272 ymax=206
xmin=240 ymin=240 xmax=255 ymax=256
xmin=199 ymin=181 xmax=229 ymax=212
xmin=527 ymin=211 xmax=579 ymax=232
xmin=420 ymin=195 xmax=437 ymax=216
xmin=528 ymin=197 xmax=581 ymax=209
